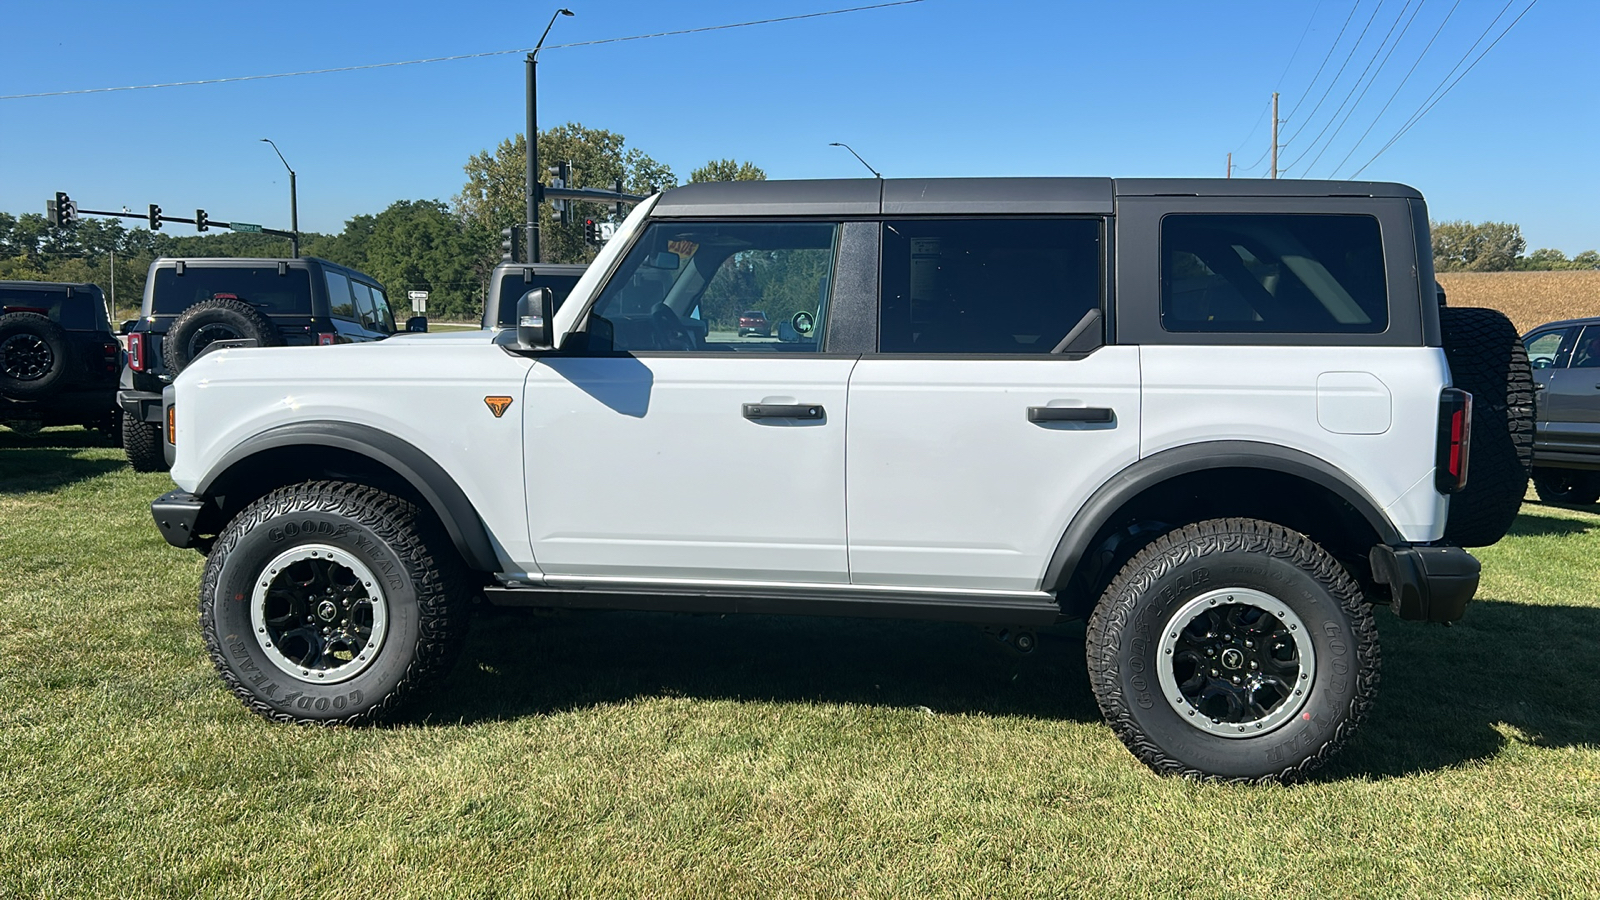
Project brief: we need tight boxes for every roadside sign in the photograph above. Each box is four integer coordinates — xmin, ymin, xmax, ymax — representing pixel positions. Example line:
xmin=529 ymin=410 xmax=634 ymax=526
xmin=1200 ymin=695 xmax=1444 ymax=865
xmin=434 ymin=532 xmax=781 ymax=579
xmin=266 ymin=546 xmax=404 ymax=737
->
xmin=232 ymin=222 xmax=263 ymax=233
xmin=408 ymin=290 xmax=428 ymax=313
xmin=599 ymin=222 xmax=618 ymax=241
xmin=407 ymin=290 xmax=429 ymax=300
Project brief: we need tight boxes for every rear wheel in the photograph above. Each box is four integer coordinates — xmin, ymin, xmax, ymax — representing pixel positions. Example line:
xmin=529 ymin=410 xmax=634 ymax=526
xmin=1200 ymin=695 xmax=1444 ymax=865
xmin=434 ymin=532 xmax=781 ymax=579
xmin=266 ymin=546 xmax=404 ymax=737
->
xmin=121 ymin=410 xmax=168 ymax=472
xmin=0 ymin=312 xmax=72 ymax=400
xmin=199 ymin=481 xmax=473 ymax=724
xmin=1439 ymin=307 xmax=1534 ymax=546
xmin=1086 ymin=518 xmax=1379 ymax=783
xmin=1531 ymin=467 xmax=1600 ymax=505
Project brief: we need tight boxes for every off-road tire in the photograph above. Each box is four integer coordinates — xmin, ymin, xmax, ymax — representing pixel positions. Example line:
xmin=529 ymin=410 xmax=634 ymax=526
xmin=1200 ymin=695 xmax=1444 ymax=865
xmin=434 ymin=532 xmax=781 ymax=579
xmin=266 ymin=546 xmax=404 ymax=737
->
xmin=163 ymin=298 xmax=283 ymax=374
xmin=1439 ymin=306 xmax=1534 ymax=546
xmin=121 ymin=411 xmax=168 ymax=472
xmin=199 ymin=481 xmax=472 ymax=724
xmin=0 ymin=312 xmax=73 ymax=400
xmin=1531 ymin=467 xmax=1600 ymax=506
xmin=1086 ymin=518 xmax=1380 ymax=784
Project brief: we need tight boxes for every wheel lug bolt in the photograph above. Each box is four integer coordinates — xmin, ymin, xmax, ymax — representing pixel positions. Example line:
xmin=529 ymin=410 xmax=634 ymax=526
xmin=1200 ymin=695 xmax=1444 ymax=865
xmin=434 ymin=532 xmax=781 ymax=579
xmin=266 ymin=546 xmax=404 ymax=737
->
xmin=1231 ymin=676 xmax=1240 ymax=684
xmin=1210 ymin=669 xmax=1219 ymax=676
xmin=1249 ymin=661 xmax=1258 ymax=669
xmin=1245 ymin=640 xmax=1253 ymax=648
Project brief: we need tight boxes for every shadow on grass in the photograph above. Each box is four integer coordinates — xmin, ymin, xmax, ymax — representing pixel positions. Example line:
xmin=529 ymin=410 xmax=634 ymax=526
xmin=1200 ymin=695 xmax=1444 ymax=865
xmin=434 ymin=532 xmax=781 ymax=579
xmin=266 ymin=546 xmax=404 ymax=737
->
xmin=412 ymin=610 xmax=1103 ymax=727
xmin=414 ymin=594 xmax=1600 ymax=781
xmin=0 ymin=427 xmax=123 ymax=494
xmin=1506 ymin=508 xmax=1598 ymax=537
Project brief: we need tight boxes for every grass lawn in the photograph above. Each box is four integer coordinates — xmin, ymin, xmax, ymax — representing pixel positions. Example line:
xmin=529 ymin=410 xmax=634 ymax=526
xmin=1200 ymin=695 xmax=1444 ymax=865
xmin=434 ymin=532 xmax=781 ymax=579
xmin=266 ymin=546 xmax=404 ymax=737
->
xmin=2 ymin=427 xmax=1597 ymax=898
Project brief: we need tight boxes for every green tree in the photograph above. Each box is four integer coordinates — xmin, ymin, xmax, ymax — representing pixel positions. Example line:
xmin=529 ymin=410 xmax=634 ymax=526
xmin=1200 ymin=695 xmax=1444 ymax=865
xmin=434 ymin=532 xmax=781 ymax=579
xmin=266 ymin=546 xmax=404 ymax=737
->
xmin=1574 ymin=250 xmax=1600 ymax=269
xmin=354 ymin=200 xmax=480 ymax=321
xmin=456 ymin=123 xmax=677 ymax=269
xmin=1432 ymin=220 xmax=1526 ymax=272
xmin=690 ymin=159 xmax=767 ymax=183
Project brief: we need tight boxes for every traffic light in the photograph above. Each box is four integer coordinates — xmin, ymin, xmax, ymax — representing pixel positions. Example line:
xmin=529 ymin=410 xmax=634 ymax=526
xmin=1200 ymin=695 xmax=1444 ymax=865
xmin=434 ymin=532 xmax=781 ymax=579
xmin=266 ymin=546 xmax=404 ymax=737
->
xmin=501 ymin=225 xmax=522 ymax=262
xmin=47 ymin=191 xmax=76 ymax=227
xmin=195 ymin=209 xmax=209 ymax=232
xmin=583 ymin=219 xmax=599 ymax=244
xmin=148 ymin=204 xmax=163 ymax=231
xmin=547 ymin=161 xmax=574 ymax=226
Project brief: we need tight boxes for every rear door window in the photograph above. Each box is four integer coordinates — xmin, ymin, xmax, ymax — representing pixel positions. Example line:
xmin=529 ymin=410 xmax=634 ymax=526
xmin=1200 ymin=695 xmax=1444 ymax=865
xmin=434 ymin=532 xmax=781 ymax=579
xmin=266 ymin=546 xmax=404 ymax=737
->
xmin=878 ymin=218 xmax=1103 ymax=353
xmin=324 ymin=271 xmax=357 ymax=321
xmin=1161 ymin=214 xmax=1388 ymax=334
xmin=0 ymin=287 xmax=104 ymax=332
xmin=152 ymin=267 xmax=313 ymax=316
xmin=351 ymin=282 xmax=393 ymax=334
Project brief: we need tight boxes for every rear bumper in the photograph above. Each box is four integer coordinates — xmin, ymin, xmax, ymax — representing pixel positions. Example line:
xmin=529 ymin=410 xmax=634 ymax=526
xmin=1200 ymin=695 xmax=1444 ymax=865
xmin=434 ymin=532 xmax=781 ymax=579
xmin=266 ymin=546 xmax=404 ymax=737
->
xmin=1369 ymin=543 xmax=1480 ymax=623
xmin=151 ymin=489 xmax=208 ymax=550
xmin=117 ymin=389 xmax=163 ymax=423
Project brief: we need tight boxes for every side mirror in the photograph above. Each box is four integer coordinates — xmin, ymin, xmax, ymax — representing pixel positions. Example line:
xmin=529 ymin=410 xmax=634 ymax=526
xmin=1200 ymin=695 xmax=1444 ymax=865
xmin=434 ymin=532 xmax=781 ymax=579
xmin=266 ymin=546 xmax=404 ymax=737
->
xmin=119 ymin=319 xmax=138 ymax=335
xmin=405 ymin=316 xmax=429 ymax=333
xmin=517 ymin=287 xmax=555 ymax=350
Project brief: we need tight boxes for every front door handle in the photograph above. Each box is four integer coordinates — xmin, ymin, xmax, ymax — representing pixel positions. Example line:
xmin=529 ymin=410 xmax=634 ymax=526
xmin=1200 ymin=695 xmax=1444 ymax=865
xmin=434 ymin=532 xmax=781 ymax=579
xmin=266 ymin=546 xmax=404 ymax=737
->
xmin=1028 ymin=406 xmax=1114 ymax=424
xmin=743 ymin=403 xmax=824 ymax=420
xmin=1535 ymin=383 xmax=1547 ymax=391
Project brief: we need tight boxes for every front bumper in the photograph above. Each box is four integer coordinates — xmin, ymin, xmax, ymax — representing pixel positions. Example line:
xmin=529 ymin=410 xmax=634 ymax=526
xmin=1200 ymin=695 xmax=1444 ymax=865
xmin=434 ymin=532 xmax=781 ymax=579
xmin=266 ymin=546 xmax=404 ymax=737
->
xmin=1369 ymin=544 xmax=1480 ymax=623
xmin=152 ymin=490 xmax=208 ymax=550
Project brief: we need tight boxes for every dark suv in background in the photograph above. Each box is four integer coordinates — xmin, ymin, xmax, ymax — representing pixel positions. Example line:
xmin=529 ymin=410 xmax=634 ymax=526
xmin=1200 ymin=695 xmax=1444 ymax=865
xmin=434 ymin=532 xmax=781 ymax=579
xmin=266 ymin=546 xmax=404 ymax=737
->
xmin=119 ymin=257 xmax=410 ymax=471
xmin=1523 ymin=316 xmax=1600 ymax=503
xmin=1 ymin=280 xmax=121 ymax=437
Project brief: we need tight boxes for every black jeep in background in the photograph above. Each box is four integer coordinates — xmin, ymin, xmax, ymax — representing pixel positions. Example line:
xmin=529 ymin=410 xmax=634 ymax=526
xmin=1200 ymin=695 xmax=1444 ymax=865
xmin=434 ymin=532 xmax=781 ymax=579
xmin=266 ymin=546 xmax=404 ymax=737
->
xmin=1 ymin=280 xmax=121 ymax=438
xmin=119 ymin=257 xmax=410 ymax=471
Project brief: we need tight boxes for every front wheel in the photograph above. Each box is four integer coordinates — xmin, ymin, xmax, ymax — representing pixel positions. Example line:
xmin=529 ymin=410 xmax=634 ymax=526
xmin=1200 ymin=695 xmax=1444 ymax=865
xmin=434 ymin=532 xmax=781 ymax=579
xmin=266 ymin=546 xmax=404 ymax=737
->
xmin=199 ymin=481 xmax=472 ymax=724
xmin=1086 ymin=518 xmax=1379 ymax=783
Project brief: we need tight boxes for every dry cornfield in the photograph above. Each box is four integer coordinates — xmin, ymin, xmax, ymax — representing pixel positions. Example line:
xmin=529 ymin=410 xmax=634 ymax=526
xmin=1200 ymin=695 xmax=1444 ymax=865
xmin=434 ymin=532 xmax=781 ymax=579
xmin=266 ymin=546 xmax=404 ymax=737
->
xmin=1437 ymin=270 xmax=1600 ymax=333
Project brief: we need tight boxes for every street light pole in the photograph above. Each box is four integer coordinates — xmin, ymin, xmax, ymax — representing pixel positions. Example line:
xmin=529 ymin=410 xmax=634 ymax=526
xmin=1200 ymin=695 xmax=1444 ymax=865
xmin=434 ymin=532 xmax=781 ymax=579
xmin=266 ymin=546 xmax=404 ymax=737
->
xmin=526 ymin=8 xmax=574 ymax=265
xmin=828 ymin=142 xmax=882 ymax=179
xmin=259 ymin=138 xmax=300 ymax=258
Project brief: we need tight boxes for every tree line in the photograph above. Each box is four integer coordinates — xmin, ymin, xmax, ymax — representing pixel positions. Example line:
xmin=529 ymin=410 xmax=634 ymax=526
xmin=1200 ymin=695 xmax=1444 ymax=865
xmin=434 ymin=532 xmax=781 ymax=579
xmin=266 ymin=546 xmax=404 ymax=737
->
xmin=5 ymin=141 xmax=1593 ymax=321
xmin=0 ymin=123 xmax=764 ymax=321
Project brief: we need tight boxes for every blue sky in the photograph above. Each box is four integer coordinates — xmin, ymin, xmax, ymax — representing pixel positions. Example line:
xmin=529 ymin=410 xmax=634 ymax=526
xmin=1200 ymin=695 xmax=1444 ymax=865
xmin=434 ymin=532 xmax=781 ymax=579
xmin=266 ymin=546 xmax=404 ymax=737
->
xmin=2 ymin=0 xmax=1593 ymax=252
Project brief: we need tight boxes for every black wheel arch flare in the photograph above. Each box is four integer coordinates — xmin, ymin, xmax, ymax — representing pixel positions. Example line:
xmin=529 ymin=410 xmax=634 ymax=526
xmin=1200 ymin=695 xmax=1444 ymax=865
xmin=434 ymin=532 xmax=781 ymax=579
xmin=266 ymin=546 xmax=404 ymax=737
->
xmin=1042 ymin=440 xmax=1406 ymax=594
xmin=195 ymin=421 xmax=500 ymax=572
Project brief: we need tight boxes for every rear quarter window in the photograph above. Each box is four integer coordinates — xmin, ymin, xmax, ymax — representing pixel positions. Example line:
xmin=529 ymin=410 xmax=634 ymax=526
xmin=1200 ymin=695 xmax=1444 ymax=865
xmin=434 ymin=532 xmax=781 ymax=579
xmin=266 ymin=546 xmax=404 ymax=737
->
xmin=151 ymin=267 xmax=313 ymax=317
xmin=1 ymin=286 xmax=106 ymax=331
xmin=1161 ymin=214 xmax=1388 ymax=334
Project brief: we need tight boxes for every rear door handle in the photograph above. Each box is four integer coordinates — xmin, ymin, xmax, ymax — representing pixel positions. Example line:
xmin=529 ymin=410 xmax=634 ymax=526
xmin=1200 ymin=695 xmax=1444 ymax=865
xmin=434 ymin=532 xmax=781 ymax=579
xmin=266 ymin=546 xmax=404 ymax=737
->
xmin=1028 ymin=406 xmax=1114 ymax=423
xmin=743 ymin=403 xmax=824 ymax=420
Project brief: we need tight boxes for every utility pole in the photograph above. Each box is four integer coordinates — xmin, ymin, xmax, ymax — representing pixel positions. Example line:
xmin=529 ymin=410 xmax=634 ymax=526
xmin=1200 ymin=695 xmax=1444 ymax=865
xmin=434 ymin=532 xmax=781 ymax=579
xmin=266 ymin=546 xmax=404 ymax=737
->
xmin=109 ymin=248 xmax=116 ymax=322
xmin=526 ymin=8 xmax=574 ymax=265
xmin=1271 ymin=91 xmax=1280 ymax=180
xmin=1227 ymin=152 xmax=1232 ymax=179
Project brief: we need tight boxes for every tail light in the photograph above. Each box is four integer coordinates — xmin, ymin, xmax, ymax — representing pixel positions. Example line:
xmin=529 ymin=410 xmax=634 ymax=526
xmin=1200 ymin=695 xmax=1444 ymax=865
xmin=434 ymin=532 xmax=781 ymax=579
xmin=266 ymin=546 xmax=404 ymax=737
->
xmin=127 ymin=332 xmax=146 ymax=372
xmin=99 ymin=340 xmax=120 ymax=373
xmin=315 ymin=332 xmax=338 ymax=346
xmin=1435 ymin=388 xmax=1472 ymax=494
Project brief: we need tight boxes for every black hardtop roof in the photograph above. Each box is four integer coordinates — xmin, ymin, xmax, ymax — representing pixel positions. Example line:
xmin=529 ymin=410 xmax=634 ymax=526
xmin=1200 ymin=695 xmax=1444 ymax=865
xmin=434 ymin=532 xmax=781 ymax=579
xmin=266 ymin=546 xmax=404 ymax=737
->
xmin=652 ymin=177 xmax=1423 ymax=217
xmin=150 ymin=256 xmax=382 ymax=284
xmin=0 ymin=279 xmax=104 ymax=295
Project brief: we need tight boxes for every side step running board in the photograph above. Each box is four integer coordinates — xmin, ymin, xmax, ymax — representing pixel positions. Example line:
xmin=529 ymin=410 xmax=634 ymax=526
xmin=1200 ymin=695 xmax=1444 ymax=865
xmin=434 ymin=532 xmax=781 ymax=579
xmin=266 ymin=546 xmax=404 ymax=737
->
xmin=484 ymin=582 xmax=1063 ymax=626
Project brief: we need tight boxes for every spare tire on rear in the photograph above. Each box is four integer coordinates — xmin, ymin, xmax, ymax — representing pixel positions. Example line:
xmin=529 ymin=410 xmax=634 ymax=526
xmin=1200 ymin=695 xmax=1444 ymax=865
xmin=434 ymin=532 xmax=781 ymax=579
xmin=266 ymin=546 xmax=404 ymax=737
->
xmin=1439 ymin=306 xmax=1534 ymax=547
xmin=163 ymin=297 xmax=282 ymax=374
xmin=0 ymin=312 xmax=74 ymax=400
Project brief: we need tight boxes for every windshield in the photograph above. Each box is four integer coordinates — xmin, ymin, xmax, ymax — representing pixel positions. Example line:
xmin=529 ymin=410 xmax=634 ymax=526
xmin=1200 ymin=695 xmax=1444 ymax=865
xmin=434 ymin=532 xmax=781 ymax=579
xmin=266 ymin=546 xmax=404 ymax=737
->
xmin=150 ymin=267 xmax=313 ymax=316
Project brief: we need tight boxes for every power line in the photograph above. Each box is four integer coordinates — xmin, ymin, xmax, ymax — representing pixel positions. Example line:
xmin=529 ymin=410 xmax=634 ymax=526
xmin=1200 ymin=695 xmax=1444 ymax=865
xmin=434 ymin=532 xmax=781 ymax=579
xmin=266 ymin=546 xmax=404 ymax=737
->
xmin=1280 ymin=0 xmax=1364 ymax=131
xmin=1231 ymin=0 xmax=1326 ymax=157
xmin=1351 ymin=0 xmax=1537 ymax=177
xmin=1356 ymin=0 xmax=1529 ymax=176
xmin=0 ymin=0 xmax=925 ymax=101
xmin=1327 ymin=0 xmax=1463 ymax=177
xmin=1279 ymin=0 xmax=1388 ymax=157
xmin=1298 ymin=0 xmax=1426 ymax=177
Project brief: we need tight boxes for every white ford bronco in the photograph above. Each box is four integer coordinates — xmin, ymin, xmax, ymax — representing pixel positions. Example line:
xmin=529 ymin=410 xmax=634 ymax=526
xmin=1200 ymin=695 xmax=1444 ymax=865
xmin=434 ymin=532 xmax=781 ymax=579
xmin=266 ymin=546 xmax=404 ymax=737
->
xmin=151 ymin=178 xmax=1532 ymax=782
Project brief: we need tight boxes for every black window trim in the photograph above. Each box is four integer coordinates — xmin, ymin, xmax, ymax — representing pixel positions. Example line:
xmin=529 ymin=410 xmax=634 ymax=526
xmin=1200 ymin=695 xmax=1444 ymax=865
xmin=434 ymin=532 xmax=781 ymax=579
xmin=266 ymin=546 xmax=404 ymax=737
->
xmin=868 ymin=214 xmax=1112 ymax=359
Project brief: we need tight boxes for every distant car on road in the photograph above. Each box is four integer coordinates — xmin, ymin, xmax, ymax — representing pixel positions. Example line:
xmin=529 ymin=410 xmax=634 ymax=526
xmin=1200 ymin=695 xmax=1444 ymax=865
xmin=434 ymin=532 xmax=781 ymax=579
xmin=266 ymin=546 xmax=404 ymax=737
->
xmin=1523 ymin=316 xmax=1600 ymax=503
xmin=1 ymin=280 xmax=121 ymax=439
xmin=737 ymin=309 xmax=770 ymax=337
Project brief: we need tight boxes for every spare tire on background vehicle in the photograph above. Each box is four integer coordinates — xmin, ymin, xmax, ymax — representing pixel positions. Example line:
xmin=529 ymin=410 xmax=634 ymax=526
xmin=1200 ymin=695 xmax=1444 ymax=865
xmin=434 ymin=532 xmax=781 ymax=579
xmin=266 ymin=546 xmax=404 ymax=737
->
xmin=162 ymin=297 xmax=283 ymax=374
xmin=0 ymin=312 xmax=73 ymax=400
xmin=1439 ymin=306 xmax=1534 ymax=547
